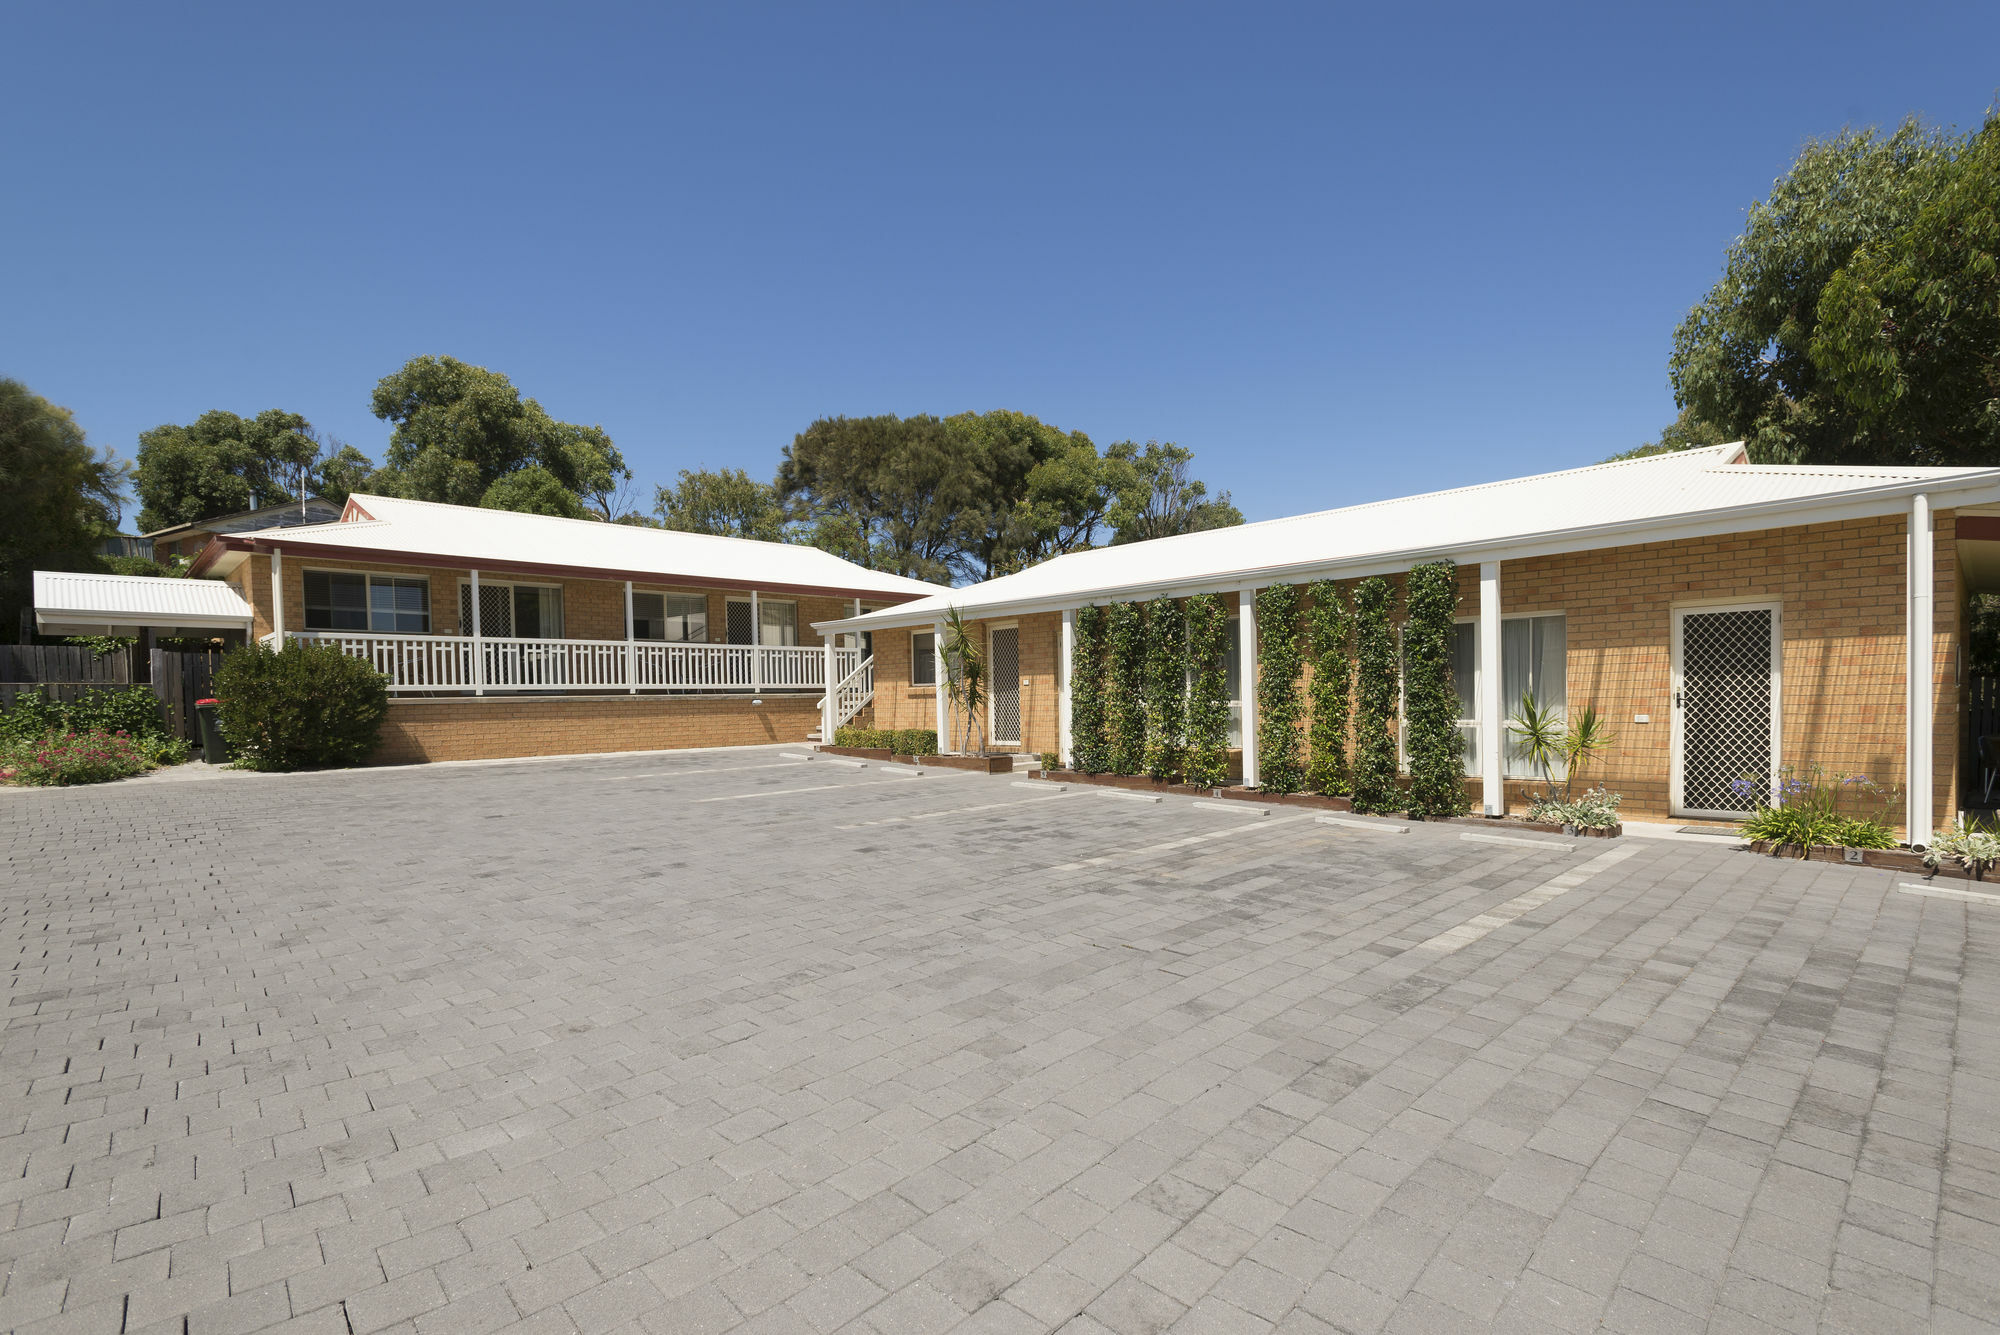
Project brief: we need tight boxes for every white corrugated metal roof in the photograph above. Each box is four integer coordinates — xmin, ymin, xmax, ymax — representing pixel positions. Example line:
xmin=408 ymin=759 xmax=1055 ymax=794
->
xmin=210 ymin=494 xmax=945 ymax=600
xmin=33 ymin=571 xmax=255 ymax=630
xmin=827 ymin=444 xmax=2000 ymax=629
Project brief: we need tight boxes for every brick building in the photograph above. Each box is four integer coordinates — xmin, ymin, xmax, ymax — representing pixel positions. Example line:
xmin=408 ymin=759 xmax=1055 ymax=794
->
xmin=179 ymin=494 xmax=942 ymax=763
xmin=819 ymin=445 xmax=2000 ymax=839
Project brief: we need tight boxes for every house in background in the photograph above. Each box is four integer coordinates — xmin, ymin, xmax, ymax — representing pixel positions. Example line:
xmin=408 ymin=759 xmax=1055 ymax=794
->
xmin=183 ymin=495 xmax=941 ymax=762
xmin=820 ymin=444 xmax=2000 ymax=840
xmin=145 ymin=497 xmax=344 ymax=564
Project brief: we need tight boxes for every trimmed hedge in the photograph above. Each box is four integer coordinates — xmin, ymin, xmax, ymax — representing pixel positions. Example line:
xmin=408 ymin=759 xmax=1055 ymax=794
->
xmin=1070 ymin=605 xmax=1109 ymax=772
xmin=213 ymin=640 xmax=389 ymax=771
xmin=1350 ymin=576 xmax=1401 ymax=813
xmin=1403 ymin=561 xmax=1467 ymax=818
xmin=831 ymin=726 xmax=937 ymax=756
xmin=1304 ymin=581 xmax=1351 ymax=796
xmin=1106 ymin=602 xmax=1145 ymax=775
xmin=1184 ymin=593 xmax=1231 ymax=787
xmin=1255 ymin=584 xmax=1304 ymax=793
xmin=1143 ymin=595 xmax=1187 ymax=782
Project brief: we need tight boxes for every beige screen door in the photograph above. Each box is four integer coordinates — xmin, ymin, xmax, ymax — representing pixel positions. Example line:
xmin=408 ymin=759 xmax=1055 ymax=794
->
xmin=1671 ymin=603 xmax=1780 ymax=817
xmin=989 ymin=625 xmax=1021 ymax=747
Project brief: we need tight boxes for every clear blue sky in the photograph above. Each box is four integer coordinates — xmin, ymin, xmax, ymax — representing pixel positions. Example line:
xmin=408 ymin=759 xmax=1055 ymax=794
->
xmin=5 ymin=2 xmax=1995 ymax=527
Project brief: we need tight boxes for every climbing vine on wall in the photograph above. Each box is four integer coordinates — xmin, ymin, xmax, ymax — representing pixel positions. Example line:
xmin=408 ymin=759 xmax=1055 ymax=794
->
xmin=1350 ymin=575 xmax=1401 ymax=813
xmin=1105 ymin=601 xmax=1146 ymax=775
xmin=1256 ymin=583 xmax=1304 ymax=793
xmin=1143 ymin=596 xmax=1188 ymax=781
xmin=1069 ymin=605 xmax=1108 ymax=772
xmin=1305 ymin=580 xmax=1352 ymax=796
xmin=1403 ymin=561 xmax=1468 ymax=819
xmin=1184 ymin=593 xmax=1231 ymax=788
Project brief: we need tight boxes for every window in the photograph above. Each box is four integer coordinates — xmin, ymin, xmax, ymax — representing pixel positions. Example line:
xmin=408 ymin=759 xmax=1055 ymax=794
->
xmin=633 ymin=592 xmax=706 ymax=642
xmin=760 ymin=600 xmax=798 ymax=646
xmin=1224 ymin=615 xmax=1243 ymax=747
xmin=457 ymin=581 xmax=563 ymax=639
xmin=1452 ymin=621 xmax=1478 ymax=776
xmin=305 ymin=571 xmax=429 ymax=633
xmin=912 ymin=631 xmax=936 ymax=685
xmin=1502 ymin=614 xmax=1566 ymax=777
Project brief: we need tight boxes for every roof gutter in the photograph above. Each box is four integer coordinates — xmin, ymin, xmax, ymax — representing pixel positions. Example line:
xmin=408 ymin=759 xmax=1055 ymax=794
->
xmin=812 ymin=470 xmax=2000 ymax=632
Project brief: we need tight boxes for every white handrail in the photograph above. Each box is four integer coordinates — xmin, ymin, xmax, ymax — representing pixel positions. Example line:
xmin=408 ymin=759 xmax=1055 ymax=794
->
xmin=826 ymin=655 xmax=874 ymax=732
xmin=288 ymin=630 xmax=850 ymax=694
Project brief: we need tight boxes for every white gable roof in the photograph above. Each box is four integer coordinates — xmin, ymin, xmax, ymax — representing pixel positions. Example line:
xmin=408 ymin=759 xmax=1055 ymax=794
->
xmin=199 ymin=493 xmax=944 ymax=601
xmin=34 ymin=570 xmax=256 ymax=636
xmin=824 ymin=444 xmax=2000 ymax=629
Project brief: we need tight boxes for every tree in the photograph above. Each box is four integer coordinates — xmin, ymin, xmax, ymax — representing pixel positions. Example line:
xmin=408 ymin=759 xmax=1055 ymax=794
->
xmin=134 ymin=409 xmax=359 ymax=530
xmin=479 ymin=466 xmax=590 ymax=519
xmin=368 ymin=356 xmax=629 ymax=511
xmin=1670 ymin=118 xmax=1963 ymax=464
xmin=777 ymin=414 xmax=960 ymax=581
xmin=1605 ymin=406 xmax=1733 ymax=461
xmin=943 ymin=410 xmax=1095 ymax=578
xmin=1105 ymin=440 xmax=1244 ymax=544
xmin=0 ymin=379 xmax=128 ymax=638
xmin=1812 ymin=113 xmax=2000 ymax=464
xmin=655 ymin=468 xmax=790 ymax=541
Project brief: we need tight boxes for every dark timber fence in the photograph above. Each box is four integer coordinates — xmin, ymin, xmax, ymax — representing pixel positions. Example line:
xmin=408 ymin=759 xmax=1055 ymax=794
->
xmin=0 ymin=644 xmax=133 ymax=708
xmin=1968 ymin=676 xmax=2000 ymax=807
xmin=150 ymin=650 xmax=222 ymax=741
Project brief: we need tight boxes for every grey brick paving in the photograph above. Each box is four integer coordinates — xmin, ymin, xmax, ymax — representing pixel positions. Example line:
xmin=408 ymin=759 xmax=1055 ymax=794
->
xmin=4 ymin=746 xmax=1998 ymax=1334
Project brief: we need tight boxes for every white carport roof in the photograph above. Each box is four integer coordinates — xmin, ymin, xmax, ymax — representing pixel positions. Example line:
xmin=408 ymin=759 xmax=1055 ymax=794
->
xmin=817 ymin=443 xmax=2000 ymax=632
xmin=33 ymin=571 xmax=255 ymax=638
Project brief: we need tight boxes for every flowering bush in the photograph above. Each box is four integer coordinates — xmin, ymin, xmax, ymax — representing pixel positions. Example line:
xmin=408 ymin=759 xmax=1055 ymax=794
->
xmin=1926 ymin=821 xmax=2000 ymax=876
xmin=1736 ymin=764 xmax=1900 ymax=855
xmin=1 ymin=729 xmax=152 ymax=786
xmin=1524 ymin=788 xmax=1624 ymax=830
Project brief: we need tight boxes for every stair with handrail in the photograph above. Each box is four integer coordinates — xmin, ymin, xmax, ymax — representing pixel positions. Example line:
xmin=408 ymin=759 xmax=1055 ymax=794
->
xmin=809 ymin=654 xmax=874 ymax=742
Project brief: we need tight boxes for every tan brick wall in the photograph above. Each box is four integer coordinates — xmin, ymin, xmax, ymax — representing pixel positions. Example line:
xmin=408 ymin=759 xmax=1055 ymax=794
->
xmin=372 ymin=695 xmax=820 ymax=764
xmin=868 ymin=612 xmax=1061 ymax=754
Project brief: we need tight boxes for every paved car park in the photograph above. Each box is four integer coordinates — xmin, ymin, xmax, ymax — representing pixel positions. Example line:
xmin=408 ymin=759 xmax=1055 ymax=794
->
xmin=2 ymin=746 xmax=1997 ymax=1335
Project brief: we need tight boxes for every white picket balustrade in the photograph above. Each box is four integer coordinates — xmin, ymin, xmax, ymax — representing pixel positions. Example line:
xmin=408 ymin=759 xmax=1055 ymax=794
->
xmin=288 ymin=631 xmax=858 ymax=695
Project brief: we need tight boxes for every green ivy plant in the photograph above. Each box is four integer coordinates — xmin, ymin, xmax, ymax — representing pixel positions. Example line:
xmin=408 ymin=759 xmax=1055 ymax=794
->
xmin=1184 ymin=593 xmax=1231 ymax=787
xmin=1106 ymin=601 xmax=1146 ymax=775
xmin=1403 ymin=560 xmax=1467 ymax=819
xmin=1143 ymin=595 xmax=1188 ymax=781
xmin=1304 ymin=580 xmax=1351 ymax=795
xmin=1255 ymin=584 xmax=1304 ymax=793
xmin=1070 ymin=605 xmax=1109 ymax=772
xmin=1350 ymin=576 xmax=1401 ymax=813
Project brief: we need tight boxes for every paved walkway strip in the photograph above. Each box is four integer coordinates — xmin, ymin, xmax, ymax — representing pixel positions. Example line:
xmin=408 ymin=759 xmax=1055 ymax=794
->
xmin=1193 ymin=800 xmax=1266 ymax=816
xmin=1461 ymin=830 xmax=1576 ymax=850
xmin=697 ymin=776 xmax=958 ymax=802
xmin=837 ymin=791 xmax=1073 ymax=829
xmin=1411 ymin=843 xmax=1640 ymax=954
xmin=1315 ymin=814 xmax=1408 ymax=834
xmin=1050 ymin=812 xmax=1315 ymax=871
xmin=596 ymin=761 xmax=808 ymax=780
xmin=1899 ymin=880 xmax=2000 ymax=905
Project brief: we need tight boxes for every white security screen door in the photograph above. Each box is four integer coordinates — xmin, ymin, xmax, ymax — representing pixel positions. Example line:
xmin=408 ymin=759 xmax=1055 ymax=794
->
xmin=1672 ymin=603 xmax=1780 ymax=817
xmin=989 ymin=625 xmax=1021 ymax=747
xmin=725 ymin=599 xmax=755 ymax=645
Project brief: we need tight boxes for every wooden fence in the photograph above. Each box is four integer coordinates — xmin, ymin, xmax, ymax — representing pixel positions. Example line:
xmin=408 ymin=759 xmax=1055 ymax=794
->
xmin=150 ymin=650 xmax=222 ymax=741
xmin=0 ymin=644 xmax=133 ymax=708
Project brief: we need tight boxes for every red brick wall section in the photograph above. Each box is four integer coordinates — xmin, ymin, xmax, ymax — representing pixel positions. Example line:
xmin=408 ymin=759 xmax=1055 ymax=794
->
xmin=867 ymin=612 xmax=1061 ymax=754
xmin=372 ymin=696 xmax=821 ymax=764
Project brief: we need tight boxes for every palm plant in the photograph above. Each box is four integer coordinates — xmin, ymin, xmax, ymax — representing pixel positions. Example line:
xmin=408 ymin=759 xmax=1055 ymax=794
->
xmin=1506 ymin=693 xmax=1616 ymax=800
xmin=942 ymin=606 xmax=986 ymax=755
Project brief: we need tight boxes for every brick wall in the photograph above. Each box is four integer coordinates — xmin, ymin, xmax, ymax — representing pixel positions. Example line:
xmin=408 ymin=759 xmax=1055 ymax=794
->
xmin=868 ymin=612 xmax=1062 ymax=754
xmin=373 ymin=695 xmax=820 ymax=764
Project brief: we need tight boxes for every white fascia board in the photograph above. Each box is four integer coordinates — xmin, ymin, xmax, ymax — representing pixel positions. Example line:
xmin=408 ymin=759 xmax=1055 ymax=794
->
xmin=811 ymin=472 xmax=2000 ymax=634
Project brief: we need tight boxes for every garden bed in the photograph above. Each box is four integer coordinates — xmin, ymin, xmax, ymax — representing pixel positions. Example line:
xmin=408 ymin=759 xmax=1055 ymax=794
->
xmin=1744 ymin=839 xmax=1970 ymax=877
xmin=816 ymin=745 xmax=894 ymax=761
xmin=894 ymin=752 xmax=1014 ymax=773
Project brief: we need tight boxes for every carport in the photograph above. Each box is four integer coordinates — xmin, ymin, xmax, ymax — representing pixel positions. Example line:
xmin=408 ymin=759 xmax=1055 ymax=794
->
xmin=32 ymin=569 xmax=255 ymax=641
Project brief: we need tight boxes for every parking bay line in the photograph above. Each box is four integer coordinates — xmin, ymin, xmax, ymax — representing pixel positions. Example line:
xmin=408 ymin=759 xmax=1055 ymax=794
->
xmin=1049 ymin=813 xmax=1315 ymax=872
xmin=1410 ymin=844 xmax=1639 ymax=955
xmin=598 ymin=761 xmax=810 ymax=780
xmin=697 ymin=774 xmax=978 ymax=803
xmin=1898 ymin=881 xmax=2000 ymax=906
xmin=838 ymin=791 xmax=1074 ymax=829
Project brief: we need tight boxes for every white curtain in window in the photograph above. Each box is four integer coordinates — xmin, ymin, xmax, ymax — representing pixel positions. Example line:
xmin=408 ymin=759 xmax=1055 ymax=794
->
xmin=759 ymin=600 xmax=798 ymax=647
xmin=1502 ymin=615 xmax=1566 ymax=777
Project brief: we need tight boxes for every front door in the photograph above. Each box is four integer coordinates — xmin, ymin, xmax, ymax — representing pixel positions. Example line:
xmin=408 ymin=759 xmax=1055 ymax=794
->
xmin=1672 ymin=603 xmax=1780 ymax=817
xmin=989 ymin=625 xmax=1021 ymax=748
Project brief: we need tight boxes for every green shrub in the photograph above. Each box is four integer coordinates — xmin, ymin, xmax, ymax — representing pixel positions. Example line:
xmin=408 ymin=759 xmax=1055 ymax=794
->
xmin=1304 ymin=581 xmax=1351 ymax=796
xmin=0 ymin=687 xmax=170 ymax=744
xmin=1184 ymin=593 xmax=1231 ymax=788
xmin=893 ymin=729 xmax=937 ymax=756
xmin=1256 ymin=584 xmax=1303 ymax=793
xmin=1350 ymin=576 xmax=1401 ymax=813
xmin=212 ymin=641 xmax=389 ymax=772
xmin=1524 ymin=788 xmax=1624 ymax=830
xmin=1070 ymin=606 xmax=1109 ymax=772
xmin=141 ymin=733 xmax=191 ymax=766
xmin=1039 ymin=750 xmax=1059 ymax=772
xmin=1143 ymin=596 xmax=1187 ymax=781
xmin=2 ymin=729 xmax=151 ymax=786
xmin=1105 ymin=602 xmax=1145 ymax=775
xmin=1403 ymin=561 xmax=1467 ymax=819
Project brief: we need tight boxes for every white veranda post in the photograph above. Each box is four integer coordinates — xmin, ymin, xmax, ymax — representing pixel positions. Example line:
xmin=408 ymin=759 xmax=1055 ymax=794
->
xmin=933 ymin=621 xmax=948 ymax=750
xmin=750 ymin=590 xmax=762 ymax=693
xmin=469 ymin=569 xmax=484 ymax=696
xmin=1238 ymin=589 xmax=1259 ymax=788
xmin=1479 ymin=561 xmax=1504 ymax=815
xmin=1059 ymin=608 xmax=1075 ymax=768
xmin=1908 ymin=494 xmax=1935 ymax=842
xmin=269 ymin=548 xmax=285 ymax=648
xmin=822 ymin=633 xmax=836 ymax=740
xmin=625 ymin=581 xmax=636 ymax=694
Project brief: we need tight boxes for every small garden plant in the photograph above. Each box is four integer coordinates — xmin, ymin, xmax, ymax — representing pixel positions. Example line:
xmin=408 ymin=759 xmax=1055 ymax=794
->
xmin=1 ymin=729 xmax=154 ymax=786
xmin=1524 ymin=789 xmax=1624 ymax=830
xmin=1925 ymin=819 xmax=2000 ymax=877
xmin=1736 ymin=764 xmax=1901 ymax=855
xmin=0 ymin=686 xmax=189 ymax=786
xmin=213 ymin=640 xmax=389 ymax=771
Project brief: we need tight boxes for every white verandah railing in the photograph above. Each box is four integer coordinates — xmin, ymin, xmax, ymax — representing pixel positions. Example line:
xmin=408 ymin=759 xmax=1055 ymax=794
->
xmin=280 ymin=630 xmax=861 ymax=695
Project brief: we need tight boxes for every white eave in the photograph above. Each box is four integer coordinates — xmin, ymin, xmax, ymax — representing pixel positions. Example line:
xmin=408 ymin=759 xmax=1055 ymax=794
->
xmin=33 ymin=571 xmax=256 ymax=637
xmin=813 ymin=444 xmax=2000 ymax=633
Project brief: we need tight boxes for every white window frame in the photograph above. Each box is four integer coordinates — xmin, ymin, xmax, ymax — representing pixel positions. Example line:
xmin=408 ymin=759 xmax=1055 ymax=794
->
xmin=304 ymin=568 xmax=431 ymax=634
xmin=911 ymin=629 xmax=937 ymax=686
xmin=632 ymin=590 xmax=708 ymax=643
xmin=456 ymin=577 xmax=565 ymax=639
xmin=758 ymin=598 xmax=799 ymax=647
xmin=1403 ymin=611 xmax=1565 ymax=779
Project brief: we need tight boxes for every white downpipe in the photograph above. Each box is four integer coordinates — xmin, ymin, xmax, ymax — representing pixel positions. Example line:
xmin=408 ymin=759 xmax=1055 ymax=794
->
xmin=270 ymin=547 xmax=285 ymax=649
xmin=750 ymin=590 xmax=762 ymax=693
xmin=625 ymin=581 xmax=636 ymax=694
xmin=1059 ymin=608 xmax=1076 ymax=768
xmin=1239 ymin=589 xmax=1260 ymax=788
xmin=470 ymin=568 xmax=485 ymax=696
xmin=1909 ymin=494 xmax=1935 ymax=843
xmin=1479 ymin=561 xmax=1504 ymax=815
xmin=822 ymin=634 xmax=836 ymax=739
xmin=933 ymin=621 xmax=948 ymax=749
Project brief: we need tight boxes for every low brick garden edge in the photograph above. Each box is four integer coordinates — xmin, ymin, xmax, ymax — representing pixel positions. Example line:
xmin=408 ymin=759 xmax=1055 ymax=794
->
xmin=1745 ymin=839 xmax=1976 ymax=878
xmin=814 ymin=744 xmax=1013 ymax=772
